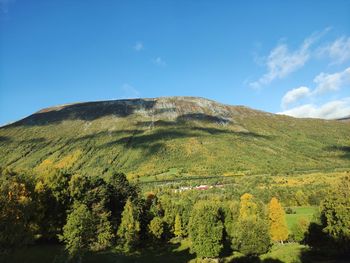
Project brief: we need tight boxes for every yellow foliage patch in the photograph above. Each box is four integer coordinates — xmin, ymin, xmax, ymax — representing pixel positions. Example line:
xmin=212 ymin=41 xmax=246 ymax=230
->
xmin=36 ymin=150 xmax=82 ymax=173
xmin=36 ymin=159 xmax=54 ymax=173
xmin=273 ymin=172 xmax=348 ymax=187
xmin=55 ymin=150 xmax=82 ymax=169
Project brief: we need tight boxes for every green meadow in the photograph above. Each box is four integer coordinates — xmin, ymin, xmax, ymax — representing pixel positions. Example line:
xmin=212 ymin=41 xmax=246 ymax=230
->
xmin=285 ymin=206 xmax=318 ymax=231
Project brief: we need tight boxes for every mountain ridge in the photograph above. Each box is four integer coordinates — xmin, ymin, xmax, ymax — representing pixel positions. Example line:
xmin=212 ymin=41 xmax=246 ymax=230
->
xmin=3 ymin=96 xmax=348 ymax=128
xmin=8 ymin=96 xmax=270 ymax=128
xmin=0 ymin=96 xmax=349 ymax=178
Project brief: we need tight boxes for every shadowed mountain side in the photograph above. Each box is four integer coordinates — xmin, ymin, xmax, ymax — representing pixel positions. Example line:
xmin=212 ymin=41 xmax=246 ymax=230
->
xmin=325 ymin=145 xmax=350 ymax=160
xmin=135 ymin=111 xmax=234 ymax=128
xmin=6 ymin=99 xmax=157 ymax=127
xmin=99 ymin=127 xmax=272 ymax=151
xmin=177 ymin=113 xmax=231 ymax=124
xmin=0 ymin=136 xmax=11 ymax=143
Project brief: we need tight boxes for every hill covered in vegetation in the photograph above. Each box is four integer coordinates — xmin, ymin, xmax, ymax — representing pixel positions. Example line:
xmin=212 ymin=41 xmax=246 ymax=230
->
xmin=0 ymin=96 xmax=349 ymax=178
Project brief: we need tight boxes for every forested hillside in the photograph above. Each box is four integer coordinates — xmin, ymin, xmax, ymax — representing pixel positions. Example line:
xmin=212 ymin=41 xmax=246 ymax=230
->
xmin=0 ymin=96 xmax=349 ymax=178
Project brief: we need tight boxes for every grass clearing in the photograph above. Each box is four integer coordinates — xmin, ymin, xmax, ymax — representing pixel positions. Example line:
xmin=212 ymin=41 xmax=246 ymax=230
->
xmin=260 ymin=243 xmax=307 ymax=263
xmin=285 ymin=206 xmax=317 ymax=231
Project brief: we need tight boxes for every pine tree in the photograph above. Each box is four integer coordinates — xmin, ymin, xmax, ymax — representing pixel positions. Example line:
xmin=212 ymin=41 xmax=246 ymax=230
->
xmin=268 ymin=197 xmax=289 ymax=243
xmin=148 ymin=216 xmax=164 ymax=240
xmin=117 ymin=198 xmax=140 ymax=252
xmin=174 ymin=213 xmax=183 ymax=238
xmin=90 ymin=204 xmax=114 ymax=252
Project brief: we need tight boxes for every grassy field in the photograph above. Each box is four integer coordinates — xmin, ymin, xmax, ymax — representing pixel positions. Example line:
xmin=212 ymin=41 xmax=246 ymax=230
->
xmin=285 ymin=206 xmax=317 ymax=231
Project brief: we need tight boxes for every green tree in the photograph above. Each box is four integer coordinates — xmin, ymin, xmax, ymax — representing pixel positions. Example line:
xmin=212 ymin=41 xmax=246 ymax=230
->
xmin=232 ymin=193 xmax=270 ymax=256
xmin=117 ymin=198 xmax=141 ymax=252
xmin=90 ymin=203 xmax=114 ymax=252
xmin=295 ymin=190 xmax=308 ymax=206
xmin=291 ymin=217 xmax=309 ymax=243
xmin=0 ymin=171 xmax=36 ymax=249
xmin=268 ymin=197 xmax=288 ymax=243
xmin=104 ymin=171 xmax=138 ymax=220
xmin=222 ymin=201 xmax=239 ymax=240
xmin=232 ymin=218 xmax=270 ymax=256
xmin=320 ymin=176 xmax=350 ymax=253
xmin=148 ymin=216 xmax=164 ymax=240
xmin=189 ymin=201 xmax=223 ymax=258
xmin=60 ymin=202 xmax=95 ymax=257
xmin=35 ymin=169 xmax=71 ymax=240
xmin=174 ymin=213 xmax=183 ymax=238
xmin=60 ymin=202 xmax=114 ymax=257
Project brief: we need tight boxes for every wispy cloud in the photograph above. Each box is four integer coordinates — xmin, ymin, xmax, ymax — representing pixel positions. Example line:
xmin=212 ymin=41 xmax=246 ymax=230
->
xmin=152 ymin=57 xmax=166 ymax=67
xmin=133 ymin=42 xmax=144 ymax=52
xmin=120 ymin=83 xmax=140 ymax=98
xmin=250 ymin=29 xmax=329 ymax=89
xmin=314 ymin=67 xmax=350 ymax=94
xmin=317 ymin=36 xmax=350 ymax=64
xmin=281 ymin=86 xmax=311 ymax=110
xmin=278 ymin=98 xmax=350 ymax=119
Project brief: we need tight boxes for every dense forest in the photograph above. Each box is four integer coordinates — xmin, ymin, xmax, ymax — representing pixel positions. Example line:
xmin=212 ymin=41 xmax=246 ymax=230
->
xmin=0 ymin=165 xmax=349 ymax=262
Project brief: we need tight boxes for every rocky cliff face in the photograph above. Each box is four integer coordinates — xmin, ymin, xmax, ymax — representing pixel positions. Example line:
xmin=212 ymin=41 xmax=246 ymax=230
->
xmin=12 ymin=97 xmax=268 ymax=127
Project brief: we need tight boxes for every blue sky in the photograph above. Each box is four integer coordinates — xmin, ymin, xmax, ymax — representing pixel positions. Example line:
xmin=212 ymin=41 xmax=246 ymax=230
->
xmin=1 ymin=0 xmax=349 ymax=125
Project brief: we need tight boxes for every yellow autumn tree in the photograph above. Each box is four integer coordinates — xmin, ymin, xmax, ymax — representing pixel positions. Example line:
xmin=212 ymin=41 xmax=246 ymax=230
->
xmin=268 ymin=197 xmax=288 ymax=243
xmin=239 ymin=193 xmax=258 ymax=221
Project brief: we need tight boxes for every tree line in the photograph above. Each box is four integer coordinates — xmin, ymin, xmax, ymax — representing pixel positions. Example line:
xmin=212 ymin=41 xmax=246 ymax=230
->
xmin=0 ymin=167 xmax=349 ymax=261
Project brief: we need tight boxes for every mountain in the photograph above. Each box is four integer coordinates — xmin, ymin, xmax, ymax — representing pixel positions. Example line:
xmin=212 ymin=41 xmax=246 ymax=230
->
xmin=0 ymin=96 xmax=349 ymax=178
xmin=337 ymin=116 xmax=350 ymax=122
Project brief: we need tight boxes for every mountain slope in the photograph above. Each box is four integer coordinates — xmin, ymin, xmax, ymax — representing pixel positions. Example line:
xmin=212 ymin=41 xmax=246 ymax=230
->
xmin=0 ymin=96 xmax=349 ymax=178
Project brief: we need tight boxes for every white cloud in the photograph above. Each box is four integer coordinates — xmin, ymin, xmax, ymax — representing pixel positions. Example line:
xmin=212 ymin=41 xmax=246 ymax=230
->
xmin=318 ymin=36 xmax=350 ymax=64
xmin=277 ymin=98 xmax=350 ymax=119
xmin=314 ymin=67 xmax=350 ymax=94
xmin=281 ymin=86 xmax=311 ymax=109
xmin=120 ymin=83 xmax=140 ymax=98
xmin=250 ymin=43 xmax=310 ymax=89
xmin=152 ymin=57 xmax=166 ymax=67
xmin=279 ymin=67 xmax=350 ymax=119
xmin=250 ymin=30 xmax=328 ymax=89
xmin=133 ymin=42 xmax=144 ymax=52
